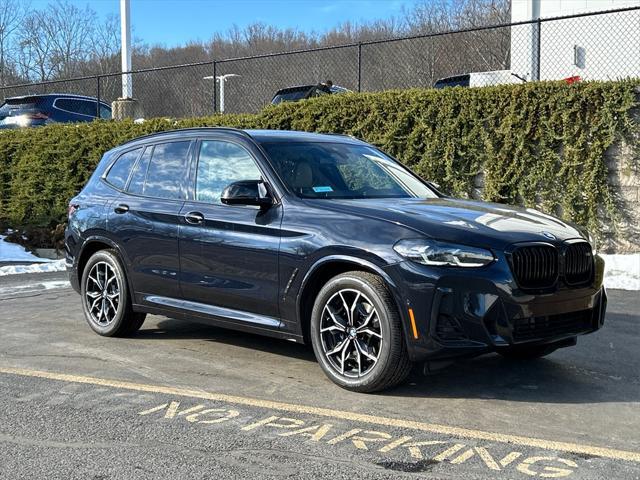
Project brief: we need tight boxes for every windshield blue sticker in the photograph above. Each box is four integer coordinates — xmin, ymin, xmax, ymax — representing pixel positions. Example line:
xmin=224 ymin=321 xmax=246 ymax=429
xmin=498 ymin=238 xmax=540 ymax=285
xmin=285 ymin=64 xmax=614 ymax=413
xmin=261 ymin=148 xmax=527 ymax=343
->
xmin=313 ymin=186 xmax=333 ymax=193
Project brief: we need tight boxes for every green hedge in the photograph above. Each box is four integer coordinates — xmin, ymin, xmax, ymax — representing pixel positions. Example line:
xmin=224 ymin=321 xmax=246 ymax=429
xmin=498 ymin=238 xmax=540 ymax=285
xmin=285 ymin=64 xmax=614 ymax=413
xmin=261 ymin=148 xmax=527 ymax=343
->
xmin=0 ymin=80 xmax=638 ymax=238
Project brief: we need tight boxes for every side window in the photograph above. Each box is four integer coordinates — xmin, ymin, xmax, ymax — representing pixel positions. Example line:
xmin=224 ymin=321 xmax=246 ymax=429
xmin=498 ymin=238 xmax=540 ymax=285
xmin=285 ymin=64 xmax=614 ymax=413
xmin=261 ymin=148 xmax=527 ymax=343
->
xmin=142 ymin=141 xmax=191 ymax=199
xmin=55 ymin=98 xmax=96 ymax=117
xmin=196 ymin=141 xmax=262 ymax=204
xmin=105 ymin=148 xmax=142 ymax=190
xmin=127 ymin=147 xmax=152 ymax=195
xmin=99 ymin=105 xmax=111 ymax=119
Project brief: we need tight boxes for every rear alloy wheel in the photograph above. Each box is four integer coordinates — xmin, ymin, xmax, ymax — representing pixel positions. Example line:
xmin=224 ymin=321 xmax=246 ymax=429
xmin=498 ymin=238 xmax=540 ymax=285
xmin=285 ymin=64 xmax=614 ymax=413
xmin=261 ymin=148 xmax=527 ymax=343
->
xmin=310 ymin=271 xmax=412 ymax=392
xmin=81 ymin=249 xmax=146 ymax=337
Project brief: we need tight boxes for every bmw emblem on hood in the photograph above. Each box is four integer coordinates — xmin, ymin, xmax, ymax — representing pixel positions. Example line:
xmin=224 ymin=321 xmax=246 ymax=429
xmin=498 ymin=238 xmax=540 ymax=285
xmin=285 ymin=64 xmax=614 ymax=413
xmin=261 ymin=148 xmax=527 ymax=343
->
xmin=541 ymin=231 xmax=556 ymax=240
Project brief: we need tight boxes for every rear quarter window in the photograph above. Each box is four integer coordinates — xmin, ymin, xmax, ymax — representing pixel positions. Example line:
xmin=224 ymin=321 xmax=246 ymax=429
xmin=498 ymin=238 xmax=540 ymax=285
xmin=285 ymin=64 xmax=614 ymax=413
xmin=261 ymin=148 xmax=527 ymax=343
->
xmin=105 ymin=148 xmax=142 ymax=190
xmin=127 ymin=147 xmax=152 ymax=195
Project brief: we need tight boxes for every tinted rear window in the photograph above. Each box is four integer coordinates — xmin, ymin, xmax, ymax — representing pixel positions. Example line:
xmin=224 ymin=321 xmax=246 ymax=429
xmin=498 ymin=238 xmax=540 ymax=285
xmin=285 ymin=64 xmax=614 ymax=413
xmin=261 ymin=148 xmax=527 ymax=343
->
xmin=105 ymin=148 xmax=142 ymax=190
xmin=0 ymin=99 xmax=43 ymax=118
xmin=142 ymin=141 xmax=191 ymax=199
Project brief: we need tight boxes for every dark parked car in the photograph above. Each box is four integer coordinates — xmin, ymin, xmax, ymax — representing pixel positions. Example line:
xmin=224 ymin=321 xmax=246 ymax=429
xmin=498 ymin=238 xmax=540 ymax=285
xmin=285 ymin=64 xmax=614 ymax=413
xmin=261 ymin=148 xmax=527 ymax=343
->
xmin=66 ymin=128 xmax=606 ymax=392
xmin=271 ymin=84 xmax=349 ymax=104
xmin=433 ymin=74 xmax=471 ymax=89
xmin=0 ymin=94 xmax=111 ymax=129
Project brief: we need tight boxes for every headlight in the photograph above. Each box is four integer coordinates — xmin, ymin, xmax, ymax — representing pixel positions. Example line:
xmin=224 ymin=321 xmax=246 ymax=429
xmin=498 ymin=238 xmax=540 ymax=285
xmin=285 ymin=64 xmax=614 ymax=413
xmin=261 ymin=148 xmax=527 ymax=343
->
xmin=393 ymin=239 xmax=494 ymax=267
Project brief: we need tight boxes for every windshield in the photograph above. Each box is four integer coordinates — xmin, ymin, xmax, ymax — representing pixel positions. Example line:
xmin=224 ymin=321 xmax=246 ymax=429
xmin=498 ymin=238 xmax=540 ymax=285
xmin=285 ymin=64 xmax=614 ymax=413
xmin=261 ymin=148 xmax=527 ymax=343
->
xmin=260 ymin=141 xmax=437 ymax=200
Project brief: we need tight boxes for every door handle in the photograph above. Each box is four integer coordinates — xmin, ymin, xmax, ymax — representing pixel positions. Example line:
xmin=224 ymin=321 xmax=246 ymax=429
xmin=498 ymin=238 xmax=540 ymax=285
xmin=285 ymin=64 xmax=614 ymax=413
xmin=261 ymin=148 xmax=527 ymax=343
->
xmin=184 ymin=211 xmax=204 ymax=225
xmin=114 ymin=204 xmax=129 ymax=214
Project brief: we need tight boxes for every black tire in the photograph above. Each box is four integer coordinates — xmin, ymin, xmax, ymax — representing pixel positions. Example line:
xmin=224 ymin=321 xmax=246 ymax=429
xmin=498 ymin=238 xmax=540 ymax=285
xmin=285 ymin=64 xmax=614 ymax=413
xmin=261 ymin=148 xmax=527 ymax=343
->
xmin=310 ymin=271 xmax=412 ymax=393
xmin=497 ymin=344 xmax=558 ymax=360
xmin=80 ymin=249 xmax=146 ymax=337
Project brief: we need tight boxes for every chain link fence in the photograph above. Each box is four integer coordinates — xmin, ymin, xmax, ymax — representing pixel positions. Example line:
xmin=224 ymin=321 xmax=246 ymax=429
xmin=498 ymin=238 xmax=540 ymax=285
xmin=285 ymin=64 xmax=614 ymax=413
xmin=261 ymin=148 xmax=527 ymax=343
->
xmin=0 ymin=6 xmax=638 ymax=118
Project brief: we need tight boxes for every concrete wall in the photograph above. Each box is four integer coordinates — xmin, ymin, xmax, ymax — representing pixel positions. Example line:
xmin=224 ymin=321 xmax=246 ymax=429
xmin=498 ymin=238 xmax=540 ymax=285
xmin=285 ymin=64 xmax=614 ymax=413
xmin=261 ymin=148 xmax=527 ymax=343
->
xmin=604 ymin=128 xmax=640 ymax=254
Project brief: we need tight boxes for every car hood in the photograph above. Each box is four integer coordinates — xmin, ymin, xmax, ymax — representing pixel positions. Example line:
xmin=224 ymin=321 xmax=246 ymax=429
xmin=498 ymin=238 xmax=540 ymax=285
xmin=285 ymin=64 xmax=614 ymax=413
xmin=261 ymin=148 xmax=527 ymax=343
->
xmin=317 ymin=197 xmax=586 ymax=249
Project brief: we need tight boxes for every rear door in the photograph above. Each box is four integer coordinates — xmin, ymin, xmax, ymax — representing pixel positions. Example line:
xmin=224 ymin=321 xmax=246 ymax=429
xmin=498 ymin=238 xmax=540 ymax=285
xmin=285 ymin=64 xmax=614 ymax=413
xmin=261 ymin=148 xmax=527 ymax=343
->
xmin=178 ymin=137 xmax=282 ymax=324
xmin=108 ymin=140 xmax=193 ymax=301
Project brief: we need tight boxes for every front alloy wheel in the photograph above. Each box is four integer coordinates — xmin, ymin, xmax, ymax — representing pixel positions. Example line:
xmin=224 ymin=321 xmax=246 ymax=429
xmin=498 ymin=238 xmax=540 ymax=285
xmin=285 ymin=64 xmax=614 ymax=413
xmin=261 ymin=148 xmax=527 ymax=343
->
xmin=310 ymin=271 xmax=412 ymax=392
xmin=319 ymin=289 xmax=383 ymax=378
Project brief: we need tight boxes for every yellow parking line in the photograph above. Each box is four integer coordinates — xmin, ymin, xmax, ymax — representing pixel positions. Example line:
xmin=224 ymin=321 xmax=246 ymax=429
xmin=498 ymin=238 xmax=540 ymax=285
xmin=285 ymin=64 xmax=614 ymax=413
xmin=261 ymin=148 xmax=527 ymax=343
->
xmin=1 ymin=365 xmax=639 ymax=463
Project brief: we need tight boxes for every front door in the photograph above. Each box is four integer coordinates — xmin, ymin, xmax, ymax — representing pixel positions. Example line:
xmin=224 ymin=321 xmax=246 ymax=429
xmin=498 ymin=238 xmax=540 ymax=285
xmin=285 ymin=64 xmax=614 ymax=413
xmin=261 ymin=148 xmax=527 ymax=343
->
xmin=179 ymin=139 xmax=282 ymax=325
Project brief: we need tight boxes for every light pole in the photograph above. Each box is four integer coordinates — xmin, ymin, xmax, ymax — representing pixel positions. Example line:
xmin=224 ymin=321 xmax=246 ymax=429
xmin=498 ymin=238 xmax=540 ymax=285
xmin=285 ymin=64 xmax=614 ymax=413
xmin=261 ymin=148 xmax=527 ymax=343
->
xmin=120 ymin=0 xmax=132 ymax=98
xmin=203 ymin=74 xmax=240 ymax=114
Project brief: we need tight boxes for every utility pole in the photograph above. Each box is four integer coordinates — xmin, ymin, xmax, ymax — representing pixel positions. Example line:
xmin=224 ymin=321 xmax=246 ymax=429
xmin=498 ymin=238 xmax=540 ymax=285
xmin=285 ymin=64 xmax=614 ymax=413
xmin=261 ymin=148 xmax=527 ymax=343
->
xmin=121 ymin=0 xmax=132 ymax=98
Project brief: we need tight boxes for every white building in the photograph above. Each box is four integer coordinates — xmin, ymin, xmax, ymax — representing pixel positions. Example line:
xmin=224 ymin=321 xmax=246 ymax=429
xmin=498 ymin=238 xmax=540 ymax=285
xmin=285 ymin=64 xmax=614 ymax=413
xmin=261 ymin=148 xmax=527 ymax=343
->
xmin=510 ymin=0 xmax=640 ymax=81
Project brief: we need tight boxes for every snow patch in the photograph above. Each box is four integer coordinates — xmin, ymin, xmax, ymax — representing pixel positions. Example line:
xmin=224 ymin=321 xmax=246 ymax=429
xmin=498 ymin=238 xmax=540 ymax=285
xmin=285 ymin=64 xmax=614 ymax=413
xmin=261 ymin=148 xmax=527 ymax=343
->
xmin=600 ymin=254 xmax=640 ymax=291
xmin=0 ymin=280 xmax=70 ymax=297
xmin=0 ymin=235 xmax=52 ymax=263
xmin=0 ymin=259 xmax=66 ymax=276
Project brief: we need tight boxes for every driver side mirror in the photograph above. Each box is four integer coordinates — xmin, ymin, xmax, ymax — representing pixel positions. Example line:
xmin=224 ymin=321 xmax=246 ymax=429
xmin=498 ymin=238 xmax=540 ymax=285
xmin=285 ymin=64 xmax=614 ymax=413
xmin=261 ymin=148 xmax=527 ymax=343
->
xmin=221 ymin=180 xmax=273 ymax=208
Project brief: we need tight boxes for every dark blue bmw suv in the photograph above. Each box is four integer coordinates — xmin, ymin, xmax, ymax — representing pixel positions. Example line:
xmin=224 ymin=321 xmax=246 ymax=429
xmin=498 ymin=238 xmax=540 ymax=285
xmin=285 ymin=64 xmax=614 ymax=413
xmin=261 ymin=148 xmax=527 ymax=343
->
xmin=0 ymin=94 xmax=111 ymax=129
xmin=65 ymin=128 xmax=606 ymax=392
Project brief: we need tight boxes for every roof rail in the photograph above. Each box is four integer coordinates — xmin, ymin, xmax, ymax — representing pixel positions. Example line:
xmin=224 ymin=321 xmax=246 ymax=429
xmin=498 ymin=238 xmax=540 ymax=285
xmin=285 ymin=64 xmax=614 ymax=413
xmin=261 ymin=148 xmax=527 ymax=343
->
xmin=324 ymin=132 xmax=357 ymax=140
xmin=119 ymin=126 xmax=252 ymax=147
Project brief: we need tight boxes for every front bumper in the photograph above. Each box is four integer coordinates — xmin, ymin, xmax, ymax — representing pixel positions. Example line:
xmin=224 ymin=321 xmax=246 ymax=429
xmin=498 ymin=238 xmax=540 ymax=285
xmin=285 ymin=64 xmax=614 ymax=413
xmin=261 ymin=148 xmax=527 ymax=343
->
xmin=384 ymin=255 xmax=606 ymax=362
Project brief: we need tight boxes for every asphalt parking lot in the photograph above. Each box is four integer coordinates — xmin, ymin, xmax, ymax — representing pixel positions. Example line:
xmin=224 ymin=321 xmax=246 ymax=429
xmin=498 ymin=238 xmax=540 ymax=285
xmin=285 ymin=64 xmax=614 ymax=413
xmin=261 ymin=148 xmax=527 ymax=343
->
xmin=0 ymin=271 xmax=639 ymax=479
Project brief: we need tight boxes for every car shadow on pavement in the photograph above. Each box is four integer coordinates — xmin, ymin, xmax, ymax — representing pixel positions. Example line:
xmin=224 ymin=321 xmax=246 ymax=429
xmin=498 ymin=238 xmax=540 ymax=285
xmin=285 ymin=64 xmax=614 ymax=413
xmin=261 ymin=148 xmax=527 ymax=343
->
xmin=389 ymin=354 xmax=638 ymax=404
xmin=133 ymin=312 xmax=638 ymax=405
xmin=135 ymin=317 xmax=317 ymax=363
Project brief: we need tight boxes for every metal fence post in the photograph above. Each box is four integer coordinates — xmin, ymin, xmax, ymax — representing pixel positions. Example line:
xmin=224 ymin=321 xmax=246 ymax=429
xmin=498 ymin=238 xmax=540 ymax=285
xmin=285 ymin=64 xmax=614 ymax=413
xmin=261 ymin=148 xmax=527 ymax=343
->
xmin=212 ymin=61 xmax=217 ymax=114
xmin=534 ymin=18 xmax=542 ymax=81
xmin=96 ymin=76 xmax=101 ymax=118
xmin=357 ymin=43 xmax=362 ymax=92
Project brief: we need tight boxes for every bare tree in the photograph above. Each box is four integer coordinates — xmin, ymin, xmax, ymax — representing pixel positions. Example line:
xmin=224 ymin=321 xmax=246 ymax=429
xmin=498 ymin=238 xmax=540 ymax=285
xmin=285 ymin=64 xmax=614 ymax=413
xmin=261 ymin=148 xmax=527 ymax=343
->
xmin=88 ymin=13 xmax=119 ymax=74
xmin=0 ymin=0 xmax=26 ymax=86
xmin=42 ymin=0 xmax=96 ymax=78
xmin=14 ymin=0 xmax=99 ymax=83
xmin=16 ymin=10 xmax=54 ymax=82
xmin=450 ymin=0 xmax=511 ymax=70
